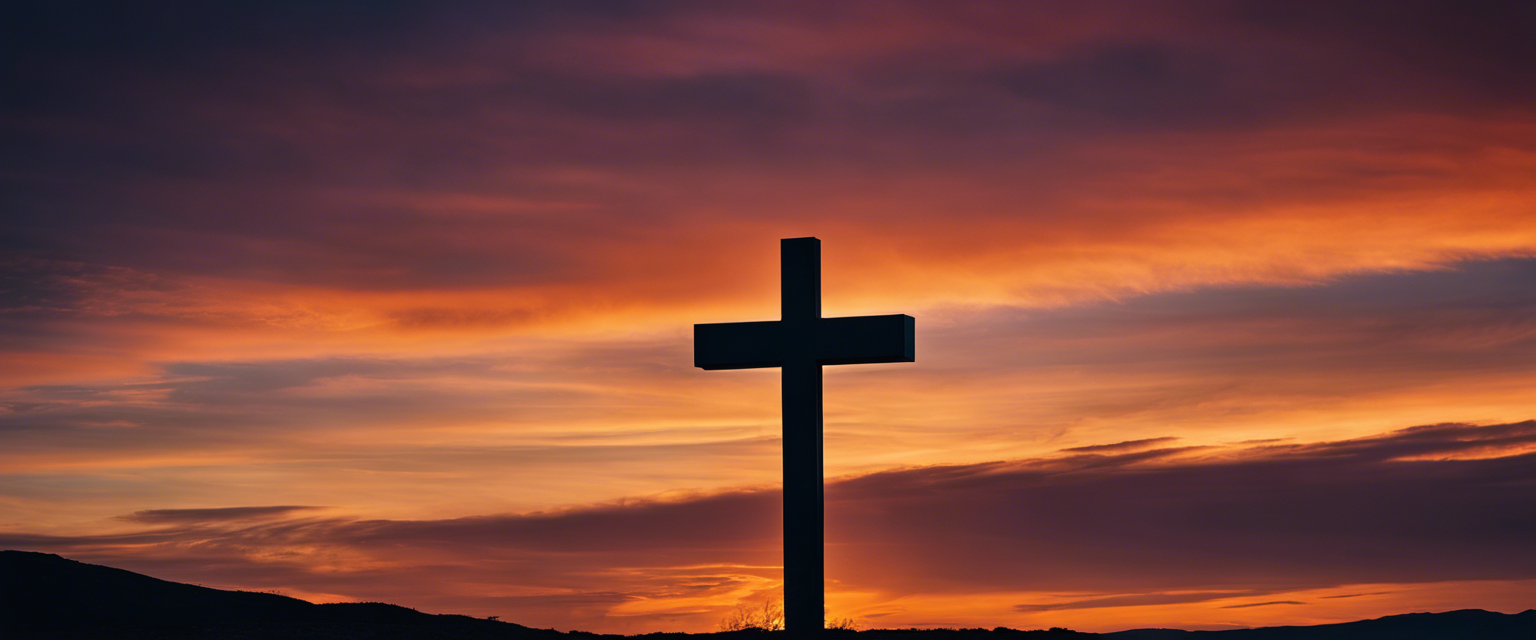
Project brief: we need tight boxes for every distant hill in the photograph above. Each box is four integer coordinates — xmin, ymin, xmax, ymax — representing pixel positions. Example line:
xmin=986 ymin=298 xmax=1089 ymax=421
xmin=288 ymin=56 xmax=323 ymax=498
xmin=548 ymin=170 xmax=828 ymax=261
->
xmin=1099 ymin=607 xmax=1536 ymax=640
xmin=0 ymin=550 xmax=566 ymax=639
xmin=3 ymin=550 xmax=1533 ymax=639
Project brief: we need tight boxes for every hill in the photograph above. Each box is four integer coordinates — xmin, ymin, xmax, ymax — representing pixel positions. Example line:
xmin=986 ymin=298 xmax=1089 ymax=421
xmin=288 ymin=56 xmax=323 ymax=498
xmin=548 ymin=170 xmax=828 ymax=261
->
xmin=3 ymin=550 xmax=1532 ymax=639
xmin=1100 ymin=608 xmax=1536 ymax=639
xmin=0 ymin=550 xmax=565 ymax=639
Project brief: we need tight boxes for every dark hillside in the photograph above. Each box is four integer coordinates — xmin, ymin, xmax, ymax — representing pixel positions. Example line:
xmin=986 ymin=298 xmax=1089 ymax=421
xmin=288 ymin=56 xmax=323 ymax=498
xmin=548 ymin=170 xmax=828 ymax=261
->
xmin=0 ymin=550 xmax=564 ymax=639
xmin=4 ymin=550 xmax=1533 ymax=639
xmin=1102 ymin=608 xmax=1536 ymax=640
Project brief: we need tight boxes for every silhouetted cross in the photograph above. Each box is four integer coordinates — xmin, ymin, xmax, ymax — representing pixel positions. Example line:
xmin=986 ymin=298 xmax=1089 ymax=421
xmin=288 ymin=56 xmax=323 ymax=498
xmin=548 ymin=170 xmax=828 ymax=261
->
xmin=694 ymin=237 xmax=914 ymax=636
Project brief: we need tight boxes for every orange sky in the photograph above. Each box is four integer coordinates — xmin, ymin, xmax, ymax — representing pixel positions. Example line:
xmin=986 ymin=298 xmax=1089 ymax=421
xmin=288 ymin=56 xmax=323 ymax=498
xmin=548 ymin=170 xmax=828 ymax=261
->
xmin=3 ymin=2 xmax=1535 ymax=634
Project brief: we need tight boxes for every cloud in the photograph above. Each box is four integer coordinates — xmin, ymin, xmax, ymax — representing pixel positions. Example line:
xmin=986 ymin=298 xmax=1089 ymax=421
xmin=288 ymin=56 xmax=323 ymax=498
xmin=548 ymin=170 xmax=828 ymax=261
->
xmin=1015 ymin=590 xmax=1267 ymax=612
xmin=5 ymin=421 xmax=1534 ymax=632
xmin=1318 ymin=591 xmax=1392 ymax=600
xmin=1061 ymin=437 xmax=1180 ymax=453
xmin=1225 ymin=0 xmax=1536 ymax=104
xmin=8 ymin=2 xmax=1534 ymax=306
xmin=829 ymin=421 xmax=1536 ymax=594
xmin=3 ymin=258 xmax=1531 ymax=527
xmin=119 ymin=506 xmax=324 ymax=523
xmin=994 ymin=43 xmax=1265 ymax=126
xmin=913 ymin=258 xmax=1536 ymax=433
xmin=1222 ymin=600 xmax=1306 ymax=609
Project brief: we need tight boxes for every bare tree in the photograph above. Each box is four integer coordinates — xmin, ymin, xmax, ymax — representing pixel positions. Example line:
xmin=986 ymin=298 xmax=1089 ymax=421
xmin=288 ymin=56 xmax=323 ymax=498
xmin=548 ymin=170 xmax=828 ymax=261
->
xmin=826 ymin=615 xmax=859 ymax=631
xmin=718 ymin=599 xmax=785 ymax=632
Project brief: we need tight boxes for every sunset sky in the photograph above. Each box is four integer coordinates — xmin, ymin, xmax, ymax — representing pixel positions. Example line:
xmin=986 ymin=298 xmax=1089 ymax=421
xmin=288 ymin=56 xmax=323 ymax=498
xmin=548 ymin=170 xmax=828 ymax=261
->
xmin=3 ymin=1 xmax=1535 ymax=634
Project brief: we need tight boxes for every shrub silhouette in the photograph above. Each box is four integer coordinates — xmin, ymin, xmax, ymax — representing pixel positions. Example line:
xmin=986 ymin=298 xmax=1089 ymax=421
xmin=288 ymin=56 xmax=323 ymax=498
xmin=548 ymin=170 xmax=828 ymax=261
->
xmin=827 ymin=615 xmax=859 ymax=631
xmin=719 ymin=599 xmax=862 ymax=632
xmin=718 ymin=599 xmax=785 ymax=632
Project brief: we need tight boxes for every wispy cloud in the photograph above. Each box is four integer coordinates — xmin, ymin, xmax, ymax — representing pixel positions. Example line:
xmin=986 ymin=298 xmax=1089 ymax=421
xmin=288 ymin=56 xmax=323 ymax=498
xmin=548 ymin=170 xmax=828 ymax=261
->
xmin=1222 ymin=601 xmax=1306 ymax=609
xmin=120 ymin=506 xmax=324 ymax=524
xmin=1016 ymin=590 xmax=1267 ymax=612
xmin=5 ymin=421 xmax=1534 ymax=632
xmin=1061 ymin=437 xmax=1180 ymax=453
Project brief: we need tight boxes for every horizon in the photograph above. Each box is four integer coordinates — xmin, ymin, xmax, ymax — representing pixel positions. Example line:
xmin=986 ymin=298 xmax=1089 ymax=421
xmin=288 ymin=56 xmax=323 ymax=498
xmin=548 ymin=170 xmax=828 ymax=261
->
xmin=3 ymin=2 xmax=1535 ymax=635
xmin=5 ymin=548 xmax=1535 ymax=637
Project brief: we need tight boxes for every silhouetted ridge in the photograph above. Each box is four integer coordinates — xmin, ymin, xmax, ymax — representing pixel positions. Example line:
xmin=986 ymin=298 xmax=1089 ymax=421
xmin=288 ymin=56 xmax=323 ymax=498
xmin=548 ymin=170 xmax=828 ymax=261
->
xmin=4 ymin=551 xmax=1534 ymax=639
xmin=0 ymin=550 xmax=561 ymax=639
xmin=1101 ymin=608 xmax=1536 ymax=640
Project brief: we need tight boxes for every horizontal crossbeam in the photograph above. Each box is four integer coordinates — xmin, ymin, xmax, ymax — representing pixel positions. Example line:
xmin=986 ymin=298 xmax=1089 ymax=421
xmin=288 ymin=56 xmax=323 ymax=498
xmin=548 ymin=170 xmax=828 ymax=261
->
xmin=694 ymin=313 xmax=914 ymax=370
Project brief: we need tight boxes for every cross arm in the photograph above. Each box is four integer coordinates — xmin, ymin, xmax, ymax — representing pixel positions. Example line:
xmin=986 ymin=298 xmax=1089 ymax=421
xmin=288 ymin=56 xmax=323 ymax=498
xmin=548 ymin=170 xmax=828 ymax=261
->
xmin=816 ymin=314 xmax=915 ymax=365
xmin=694 ymin=321 xmax=784 ymax=370
xmin=696 ymin=314 xmax=914 ymax=369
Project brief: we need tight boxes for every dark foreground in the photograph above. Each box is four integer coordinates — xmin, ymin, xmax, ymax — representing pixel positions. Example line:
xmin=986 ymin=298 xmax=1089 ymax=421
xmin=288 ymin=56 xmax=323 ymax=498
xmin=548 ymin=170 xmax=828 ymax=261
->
xmin=3 ymin=551 xmax=1532 ymax=640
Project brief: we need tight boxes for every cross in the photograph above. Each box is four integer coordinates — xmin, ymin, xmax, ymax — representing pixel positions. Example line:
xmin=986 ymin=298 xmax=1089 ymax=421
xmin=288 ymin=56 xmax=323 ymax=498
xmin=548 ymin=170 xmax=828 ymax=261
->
xmin=694 ymin=237 xmax=915 ymax=636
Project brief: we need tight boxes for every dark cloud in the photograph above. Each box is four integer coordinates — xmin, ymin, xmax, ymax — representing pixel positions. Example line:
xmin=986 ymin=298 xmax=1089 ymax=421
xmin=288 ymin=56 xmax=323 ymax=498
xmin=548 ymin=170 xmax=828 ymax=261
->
xmin=830 ymin=421 xmax=1536 ymax=593
xmin=309 ymin=488 xmax=781 ymax=554
xmin=0 ymin=259 xmax=162 ymax=354
xmin=5 ymin=421 xmax=1534 ymax=622
xmin=120 ymin=506 xmax=323 ymax=524
xmin=1289 ymin=421 xmax=1536 ymax=462
xmin=0 ymin=2 xmax=672 ymax=75
xmin=953 ymin=258 xmax=1536 ymax=365
xmin=994 ymin=43 xmax=1267 ymax=126
xmin=1318 ymin=591 xmax=1392 ymax=599
xmin=1061 ymin=437 xmax=1180 ymax=453
xmin=0 ymin=353 xmax=639 ymax=472
xmin=4 ymin=1 xmax=1531 ymax=301
xmin=9 ymin=354 xmax=545 ymax=419
xmin=1016 ymin=590 xmax=1267 ymax=612
xmin=532 ymin=72 xmax=815 ymax=125
xmin=155 ymin=358 xmax=506 ymax=402
xmin=1 ymin=4 xmax=744 ymax=288
xmin=1222 ymin=600 xmax=1305 ymax=609
xmin=0 ymin=258 xmax=167 ymax=317
xmin=1 ymin=2 xmax=431 ymax=64
xmin=1228 ymin=0 xmax=1536 ymax=104
xmin=922 ymin=258 xmax=1536 ymax=424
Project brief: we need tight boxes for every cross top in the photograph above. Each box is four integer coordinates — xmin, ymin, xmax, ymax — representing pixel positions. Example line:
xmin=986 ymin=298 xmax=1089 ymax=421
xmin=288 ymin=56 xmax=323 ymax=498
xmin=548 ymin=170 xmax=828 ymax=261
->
xmin=695 ymin=237 xmax=914 ymax=635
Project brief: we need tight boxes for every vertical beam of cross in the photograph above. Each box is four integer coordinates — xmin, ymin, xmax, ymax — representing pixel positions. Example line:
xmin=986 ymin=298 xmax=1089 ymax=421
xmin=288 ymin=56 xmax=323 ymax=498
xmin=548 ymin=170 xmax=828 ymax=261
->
xmin=780 ymin=238 xmax=824 ymax=635
xmin=694 ymin=237 xmax=915 ymax=636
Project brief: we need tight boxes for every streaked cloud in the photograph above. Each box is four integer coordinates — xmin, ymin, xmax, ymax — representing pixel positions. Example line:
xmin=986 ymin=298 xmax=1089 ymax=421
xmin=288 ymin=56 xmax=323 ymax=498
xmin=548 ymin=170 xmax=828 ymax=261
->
xmin=5 ymin=421 xmax=1534 ymax=632
xmin=1061 ymin=437 xmax=1181 ymax=454
xmin=120 ymin=506 xmax=324 ymax=524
